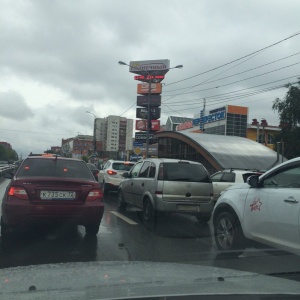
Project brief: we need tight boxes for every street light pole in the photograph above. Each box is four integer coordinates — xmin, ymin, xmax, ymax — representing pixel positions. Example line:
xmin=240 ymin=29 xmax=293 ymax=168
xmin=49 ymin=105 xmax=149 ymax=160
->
xmin=85 ymin=111 xmax=97 ymax=157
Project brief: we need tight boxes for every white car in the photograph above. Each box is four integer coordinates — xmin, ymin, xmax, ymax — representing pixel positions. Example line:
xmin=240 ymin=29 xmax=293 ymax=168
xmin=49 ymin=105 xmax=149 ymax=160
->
xmin=213 ymin=157 xmax=300 ymax=255
xmin=98 ymin=160 xmax=135 ymax=194
xmin=210 ymin=169 xmax=263 ymax=202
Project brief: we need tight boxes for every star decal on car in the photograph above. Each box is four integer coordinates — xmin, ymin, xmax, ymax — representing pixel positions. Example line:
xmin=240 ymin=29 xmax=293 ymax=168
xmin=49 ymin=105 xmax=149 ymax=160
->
xmin=250 ymin=197 xmax=262 ymax=212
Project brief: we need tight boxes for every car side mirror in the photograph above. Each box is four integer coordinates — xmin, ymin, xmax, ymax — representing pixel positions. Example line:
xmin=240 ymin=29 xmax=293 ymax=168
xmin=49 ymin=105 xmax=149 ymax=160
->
xmin=247 ymin=175 xmax=259 ymax=188
xmin=122 ymin=172 xmax=129 ymax=178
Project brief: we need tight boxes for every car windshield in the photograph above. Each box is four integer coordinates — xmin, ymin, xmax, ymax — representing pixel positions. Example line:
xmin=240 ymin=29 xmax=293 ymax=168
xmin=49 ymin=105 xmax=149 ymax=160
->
xmin=112 ymin=162 xmax=134 ymax=171
xmin=17 ymin=158 xmax=94 ymax=180
xmin=1 ymin=0 xmax=300 ymax=298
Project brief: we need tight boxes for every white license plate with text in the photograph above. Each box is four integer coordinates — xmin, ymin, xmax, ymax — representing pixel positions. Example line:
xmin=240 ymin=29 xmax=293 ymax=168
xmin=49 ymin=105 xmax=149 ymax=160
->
xmin=40 ymin=191 xmax=76 ymax=200
xmin=177 ymin=205 xmax=200 ymax=212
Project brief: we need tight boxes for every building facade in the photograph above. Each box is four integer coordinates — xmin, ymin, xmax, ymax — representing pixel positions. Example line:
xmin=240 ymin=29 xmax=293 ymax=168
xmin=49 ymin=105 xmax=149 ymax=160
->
xmin=95 ymin=115 xmax=133 ymax=152
xmin=196 ymin=105 xmax=248 ymax=137
xmin=165 ymin=116 xmax=194 ymax=131
xmin=61 ymin=135 xmax=93 ymax=159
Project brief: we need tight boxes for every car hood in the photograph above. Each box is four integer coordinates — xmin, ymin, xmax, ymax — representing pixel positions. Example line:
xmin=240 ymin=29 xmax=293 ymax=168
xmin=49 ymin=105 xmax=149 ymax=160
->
xmin=0 ymin=261 xmax=299 ymax=299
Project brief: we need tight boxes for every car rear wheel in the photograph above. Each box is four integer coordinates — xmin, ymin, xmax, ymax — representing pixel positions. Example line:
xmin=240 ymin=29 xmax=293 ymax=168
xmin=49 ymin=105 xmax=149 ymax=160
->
xmin=214 ymin=211 xmax=245 ymax=254
xmin=118 ymin=190 xmax=127 ymax=209
xmin=85 ymin=223 xmax=100 ymax=236
xmin=103 ymin=181 xmax=109 ymax=195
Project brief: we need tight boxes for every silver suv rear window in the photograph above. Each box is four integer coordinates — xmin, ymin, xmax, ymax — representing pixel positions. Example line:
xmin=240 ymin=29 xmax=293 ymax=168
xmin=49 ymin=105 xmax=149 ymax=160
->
xmin=158 ymin=162 xmax=210 ymax=183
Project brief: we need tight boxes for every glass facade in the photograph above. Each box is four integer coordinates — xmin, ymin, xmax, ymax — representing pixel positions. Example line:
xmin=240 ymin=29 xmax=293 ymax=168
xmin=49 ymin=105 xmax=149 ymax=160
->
xmin=226 ymin=113 xmax=247 ymax=137
xmin=158 ymin=137 xmax=218 ymax=174
xmin=204 ymin=124 xmax=226 ymax=135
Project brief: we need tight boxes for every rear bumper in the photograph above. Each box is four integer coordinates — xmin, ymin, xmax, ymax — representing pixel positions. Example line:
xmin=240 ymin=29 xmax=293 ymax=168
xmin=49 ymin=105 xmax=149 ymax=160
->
xmin=2 ymin=200 xmax=104 ymax=227
xmin=155 ymin=196 xmax=214 ymax=215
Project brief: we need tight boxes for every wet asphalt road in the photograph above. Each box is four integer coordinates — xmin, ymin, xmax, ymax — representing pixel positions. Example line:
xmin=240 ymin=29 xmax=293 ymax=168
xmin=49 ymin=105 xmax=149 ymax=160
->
xmin=0 ymin=179 xmax=300 ymax=282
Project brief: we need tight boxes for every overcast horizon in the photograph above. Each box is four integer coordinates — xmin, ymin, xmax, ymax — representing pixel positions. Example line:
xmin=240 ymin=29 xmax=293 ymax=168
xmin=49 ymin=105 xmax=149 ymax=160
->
xmin=1 ymin=0 xmax=300 ymax=157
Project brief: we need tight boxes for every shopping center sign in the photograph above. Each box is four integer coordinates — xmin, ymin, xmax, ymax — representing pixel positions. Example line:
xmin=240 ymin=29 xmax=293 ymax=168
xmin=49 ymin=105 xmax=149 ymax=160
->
xmin=203 ymin=107 xmax=226 ymax=124
xmin=129 ymin=59 xmax=170 ymax=75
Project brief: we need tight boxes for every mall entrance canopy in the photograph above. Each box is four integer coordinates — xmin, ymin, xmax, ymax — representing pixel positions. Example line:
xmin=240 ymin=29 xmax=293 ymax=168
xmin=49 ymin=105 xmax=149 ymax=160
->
xmin=155 ymin=131 xmax=284 ymax=174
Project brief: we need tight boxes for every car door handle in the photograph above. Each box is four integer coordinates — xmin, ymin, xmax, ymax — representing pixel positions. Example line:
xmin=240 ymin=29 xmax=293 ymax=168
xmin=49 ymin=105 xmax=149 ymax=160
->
xmin=131 ymin=182 xmax=133 ymax=186
xmin=284 ymin=197 xmax=299 ymax=203
xmin=141 ymin=183 xmax=144 ymax=187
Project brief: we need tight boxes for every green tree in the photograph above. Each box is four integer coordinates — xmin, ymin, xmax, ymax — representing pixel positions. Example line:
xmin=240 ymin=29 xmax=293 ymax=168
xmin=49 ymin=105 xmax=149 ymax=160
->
xmin=82 ymin=155 xmax=89 ymax=163
xmin=0 ymin=145 xmax=18 ymax=161
xmin=272 ymin=82 xmax=300 ymax=159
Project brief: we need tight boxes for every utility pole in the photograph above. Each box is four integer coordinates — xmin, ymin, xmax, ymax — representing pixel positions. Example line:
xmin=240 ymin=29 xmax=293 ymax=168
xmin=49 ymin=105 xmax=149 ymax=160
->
xmin=146 ymin=75 xmax=152 ymax=158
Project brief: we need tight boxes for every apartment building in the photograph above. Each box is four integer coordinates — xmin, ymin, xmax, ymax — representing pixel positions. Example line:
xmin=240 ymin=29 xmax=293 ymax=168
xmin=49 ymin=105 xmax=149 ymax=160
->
xmin=95 ymin=116 xmax=133 ymax=152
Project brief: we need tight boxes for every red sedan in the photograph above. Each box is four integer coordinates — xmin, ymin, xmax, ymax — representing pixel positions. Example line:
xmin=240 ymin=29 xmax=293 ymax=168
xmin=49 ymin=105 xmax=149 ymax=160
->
xmin=1 ymin=155 xmax=104 ymax=236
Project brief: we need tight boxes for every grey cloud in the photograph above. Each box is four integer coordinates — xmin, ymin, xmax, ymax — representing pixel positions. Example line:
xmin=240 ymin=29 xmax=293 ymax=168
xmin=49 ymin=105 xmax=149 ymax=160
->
xmin=0 ymin=91 xmax=34 ymax=120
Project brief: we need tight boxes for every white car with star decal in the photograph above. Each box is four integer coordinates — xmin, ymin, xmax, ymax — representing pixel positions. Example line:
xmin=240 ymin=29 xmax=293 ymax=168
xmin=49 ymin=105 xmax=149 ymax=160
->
xmin=212 ymin=157 xmax=300 ymax=256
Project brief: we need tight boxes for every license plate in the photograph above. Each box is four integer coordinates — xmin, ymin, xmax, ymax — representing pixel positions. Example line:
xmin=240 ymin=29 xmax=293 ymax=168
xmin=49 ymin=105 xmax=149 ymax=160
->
xmin=40 ymin=191 xmax=76 ymax=200
xmin=177 ymin=205 xmax=200 ymax=212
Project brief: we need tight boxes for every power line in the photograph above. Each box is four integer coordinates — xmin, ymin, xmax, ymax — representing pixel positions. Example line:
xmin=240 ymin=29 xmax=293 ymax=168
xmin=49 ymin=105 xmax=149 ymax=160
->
xmin=164 ymin=31 xmax=300 ymax=87
xmin=162 ymin=81 xmax=299 ymax=114
xmin=162 ymin=62 xmax=300 ymax=101
xmin=163 ymin=51 xmax=300 ymax=93
xmin=164 ymin=75 xmax=299 ymax=105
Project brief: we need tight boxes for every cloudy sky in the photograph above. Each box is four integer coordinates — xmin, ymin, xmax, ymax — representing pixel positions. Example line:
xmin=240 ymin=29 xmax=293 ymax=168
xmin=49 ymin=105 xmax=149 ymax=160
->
xmin=1 ymin=0 xmax=300 ymax=157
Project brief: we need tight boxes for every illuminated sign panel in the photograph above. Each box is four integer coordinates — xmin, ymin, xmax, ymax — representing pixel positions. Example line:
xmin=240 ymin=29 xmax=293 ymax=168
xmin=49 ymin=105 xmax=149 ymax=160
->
xmin=136 ymin=120 xmax=160 ymax=131
xmin=136 ymin=107 xmax=161 ymax=120
xmin=137 ymin=83 xmax=162 ymax=95
xmin=135 ymin=132 xmax=156 ymax=140
xmin=129 ymin=59 xmax=170 ymax=75
xmin=203 ymin=107 xmax=226 ymax=124
xmin=134 ymin=75 xmax=165 ymax=80
xmin=137 ymin=95 xmax=161 ymax=107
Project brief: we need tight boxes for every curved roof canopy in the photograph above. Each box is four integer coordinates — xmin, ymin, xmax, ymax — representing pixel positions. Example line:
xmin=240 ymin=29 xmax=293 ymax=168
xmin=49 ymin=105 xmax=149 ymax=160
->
xmin=156 ymin=131 xmax=283 ymax=171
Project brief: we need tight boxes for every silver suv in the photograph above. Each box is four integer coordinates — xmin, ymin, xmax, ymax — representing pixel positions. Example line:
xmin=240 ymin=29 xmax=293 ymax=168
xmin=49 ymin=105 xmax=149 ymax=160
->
xmin=118 ymin=158 xmax=214 ymax=223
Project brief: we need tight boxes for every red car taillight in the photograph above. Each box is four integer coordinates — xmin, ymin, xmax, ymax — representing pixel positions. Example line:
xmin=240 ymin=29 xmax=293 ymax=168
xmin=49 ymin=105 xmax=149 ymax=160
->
xmin=107 ymin=170 xmax=117 ymax=176
xmin=8 ymin=187 xmax=29 ymax=200
xmin=86 ymin=189 xmax=103 ymax=202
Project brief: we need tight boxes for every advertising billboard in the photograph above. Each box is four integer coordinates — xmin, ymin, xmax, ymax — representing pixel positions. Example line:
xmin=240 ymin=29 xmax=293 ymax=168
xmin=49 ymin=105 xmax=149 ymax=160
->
xmin=134 ymin=75 xmax=165 ymax=83
xmin=137 ymin=95 xmax=161 ymax=107
xmin=135 ymin=132 xmax=156 ymax=141
xmin=129 ymin=59 xmax=170 ymax=75
xmin=203 ymin=107 xmax=226 ymax=124
xmin=137 ymin=83 xmax=162 ymax=95
xmin=136 ymin=120 xmax=160 ymax=131
xmin=136 ymin=107 xmax=161 ymax=120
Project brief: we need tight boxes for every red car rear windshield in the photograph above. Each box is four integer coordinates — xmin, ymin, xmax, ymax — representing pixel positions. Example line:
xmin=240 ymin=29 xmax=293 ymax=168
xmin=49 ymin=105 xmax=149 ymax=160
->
xmin=17 ymin=158 xmax=95 ymax=180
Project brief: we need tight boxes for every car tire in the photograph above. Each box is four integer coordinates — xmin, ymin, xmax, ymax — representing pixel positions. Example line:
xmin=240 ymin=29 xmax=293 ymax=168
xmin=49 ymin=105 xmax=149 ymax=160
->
xmin=85 ymin=223 xmax=100 ymax=236
xmin=196 ymin=214 xmax=211 ymax=223
xmin=0 ymin=217 xmax=10 ymax=238
xmin=118 ymin=190 xmax=127 ymax=210
xmin=214 ymin=211 xmax=245 ymax=254
xmin=143 ymin=198 xmax=156 ymax=223
xmin=103 ymin=181 xmax=109 ymax=195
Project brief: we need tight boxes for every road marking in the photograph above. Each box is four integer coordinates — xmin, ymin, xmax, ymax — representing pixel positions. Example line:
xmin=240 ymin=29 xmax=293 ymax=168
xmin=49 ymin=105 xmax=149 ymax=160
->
xmin=110 ymin=211 xmax=138 ymax=225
